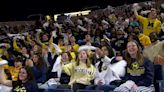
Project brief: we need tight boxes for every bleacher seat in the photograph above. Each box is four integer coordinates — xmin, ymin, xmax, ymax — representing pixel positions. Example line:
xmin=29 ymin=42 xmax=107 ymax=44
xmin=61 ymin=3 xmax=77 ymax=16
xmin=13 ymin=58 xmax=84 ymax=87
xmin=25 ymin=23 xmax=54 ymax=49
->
xmin=154 ymin=65 xmax=163 ymax=80
xmin=154 ymin=64 xmax=163 ymax=92
xmin=44 ymin=89 xmax=73 ymax=92
xmin=158 ymin=80 xmax=164 ymax=92
xmin=77 ymin=90 xmax=104 ymax=92
xmin=57 ymin=84 xmax=71 ymax=89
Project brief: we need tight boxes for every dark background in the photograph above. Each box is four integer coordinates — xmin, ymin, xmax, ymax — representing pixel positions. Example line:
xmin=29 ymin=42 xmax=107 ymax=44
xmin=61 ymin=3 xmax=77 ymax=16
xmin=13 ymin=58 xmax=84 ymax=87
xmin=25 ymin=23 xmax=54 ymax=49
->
xmin=0 ymin=0 xmax=150 ymax=21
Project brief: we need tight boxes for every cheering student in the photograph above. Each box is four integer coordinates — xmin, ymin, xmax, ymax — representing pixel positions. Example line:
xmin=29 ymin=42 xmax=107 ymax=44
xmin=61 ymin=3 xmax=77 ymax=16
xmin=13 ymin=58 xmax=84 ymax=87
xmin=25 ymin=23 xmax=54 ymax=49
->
xmin=62 ymin=50 xmax=96 ymax=92
xmin=4 ymin=57 xmax=23 ymax=81
xmin=26 ymin=53 xmax=47 ymax=83
xmin=133 ymin=3 xmax=161 ymax=36
xmin=114 ymin=41 xmax=154 ymax=92
xmin=86 ymin=45 xmax=127 ymax=92
xmin=13 ymin=37 xmax=30 ymax=59
xmin=0 ymin=65 xmax=38 ymax=92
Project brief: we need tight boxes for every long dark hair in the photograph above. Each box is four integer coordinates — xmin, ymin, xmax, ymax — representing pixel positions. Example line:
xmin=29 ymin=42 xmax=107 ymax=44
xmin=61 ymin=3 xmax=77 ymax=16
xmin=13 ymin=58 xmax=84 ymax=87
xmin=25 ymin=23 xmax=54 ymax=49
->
xmin=18 ymin=66 xmax=35 ymax=82
xmin=23 ymin=66 xmax=35 ymax=81
xmin=13 ymin=66 xmax=35 ymax=90
xmin=125 ymin=40 xmax=144 ymax=67
xmin=33 ymin=53 xmax=45 ymax=70
xmin=102 ymin=45 xmax=115 ymax=58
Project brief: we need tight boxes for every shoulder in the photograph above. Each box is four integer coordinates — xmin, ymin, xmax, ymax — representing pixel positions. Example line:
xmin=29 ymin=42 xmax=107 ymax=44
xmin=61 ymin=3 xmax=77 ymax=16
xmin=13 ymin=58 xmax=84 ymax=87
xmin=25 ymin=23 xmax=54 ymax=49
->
xmin=156 ymin=19 xmax=161 ymax=23
xmin=67 ymin=62 xmax=76 ymax=67
xmin=26 ymin=81 xmax=38 ymax=91
xmin=66 ymin=62 xmax=75 ymax=65
xmin=90 ymin=64 xmax=96 ymax=70
xmin=137 ymin=15 xmax=147 ymax=20
xmin=26 ymin=80 xmax=37 ymax=85
xmin=155 ymin=19 xmax=162 ymax=25
xmin=90 ymin=64 xmax=95 ymax=68
xmin=143 ymin=58 xmax=153 ymax=65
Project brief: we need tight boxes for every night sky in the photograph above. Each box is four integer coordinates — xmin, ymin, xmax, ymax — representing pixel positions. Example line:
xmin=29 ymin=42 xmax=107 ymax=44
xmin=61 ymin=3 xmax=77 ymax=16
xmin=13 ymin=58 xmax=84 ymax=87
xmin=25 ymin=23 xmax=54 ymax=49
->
xmin=0 ymin=0 xmax=149 ymax=21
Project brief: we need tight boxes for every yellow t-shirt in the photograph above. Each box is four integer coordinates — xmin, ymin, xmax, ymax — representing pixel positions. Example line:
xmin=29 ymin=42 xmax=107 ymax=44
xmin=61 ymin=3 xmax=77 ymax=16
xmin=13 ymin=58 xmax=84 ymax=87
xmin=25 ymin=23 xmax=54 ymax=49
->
xmin=137 ymin=15 xmax=161 ymax=36
xmin=62 ymin=62 xmax=95 ymax=85
xmin=70 ymin=52 xmax=76 ymax=62
xmin=4 ymin=65 xmax=20 ymax=81
xmin=138 ymin=34 xmax=151 ymax=47
xmin=59 ymin=46 xmax=65 ymax=52
xmin=13 ymin=38 xmax=21 ymax=52
xmin=72 ymin=44 xmax=79 ymax=52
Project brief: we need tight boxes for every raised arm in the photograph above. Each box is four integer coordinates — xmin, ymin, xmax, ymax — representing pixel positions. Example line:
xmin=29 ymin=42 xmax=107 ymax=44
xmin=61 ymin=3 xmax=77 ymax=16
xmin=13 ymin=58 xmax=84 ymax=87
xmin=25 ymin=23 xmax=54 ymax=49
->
xmin=13 ymin=37 xmax=21 ymax=52
xmin=132 ymin=3 xmax=146 ymax=24
xmin=133 ymin=3 xmax=139 ymax=16
xmin=0 ymin=65 xmax=12 ymax=87
xmin=26 ymin=33 xmax=34 ymax=45
xmin=36 ymin=31 xmax=44 ymax=47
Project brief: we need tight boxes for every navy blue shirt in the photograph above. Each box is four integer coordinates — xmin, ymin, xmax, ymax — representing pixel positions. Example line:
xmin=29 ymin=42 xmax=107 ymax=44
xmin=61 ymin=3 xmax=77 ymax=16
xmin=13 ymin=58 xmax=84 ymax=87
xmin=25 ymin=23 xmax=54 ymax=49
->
xmin=31 ymin=64 xmax=47 ymax=83
xmin=122 ymin=58 xmax=154 ymax=87
xmin=13 ymin=81 xmax=38 ymax=92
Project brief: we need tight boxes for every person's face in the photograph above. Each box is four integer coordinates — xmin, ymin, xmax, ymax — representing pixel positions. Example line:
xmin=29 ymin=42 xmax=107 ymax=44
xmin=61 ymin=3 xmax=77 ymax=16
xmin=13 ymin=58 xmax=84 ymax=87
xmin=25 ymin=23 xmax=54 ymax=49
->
xmin=14 ymin=61 xmax=22 ymax=68
xmin=65 ymin=45 xmax=72 ymax=52
xmin=128 ymin=35 xmax=134 ymax=41
xmin=95 ymin=30 xmax=101 ymax=36
xmin=102 ymin=24 xmax=108 ymax=29
xmin=100 ymin=41 xmax=106 ymax=46
xmin=58 ymin=39 xmax=64 ymax=46
xmin=128 ymin=26 xmax=133 ymax=32
xmin=21 ymin=47 xmax=27 ymax=54
xmin=116 ymin=31 xmax=123 ymax=39
xmin=70 ymin=36 xmax=76 ymax=43
xmin=111 ymin=29 xmax=116 ymax=34
xmin=61 ymin=53 xmax=69 ymax=61
xmin=149 ymin=11 xmax=157 ymax=19
xmin=30 ymin=30 xmax=34 ymax=35
xmin=42 ymin=34 xmax=49 ymax=41
xmin=129 ymin=17 xmax=134 ymax=22
xmin=33 ymin=45 xmax=38 ymax=52
xmin=67 ymin=30 xmax=71 ymax=36
xmin=31 ymin=41 xmax=36 ymax=47
xmin=96 ymin=48 xmax=104 ymax=57
xmin=78 ymin=51 xmax=88 ymax=61
xmin=133 ymin=27 xmax=140 ymax=34
xmin=118 ymin=17 xmax=123 ymax=21
xmin=19 ymin=68 xmax=27 ymax=81
xmin=127 ymin=42 xmax=138 ymax=56
xmin=98 ymin=25 xmax=103 ymax=30
xmin=101 ymin=46 xmax=109 ymax=56
xmin=134 ymin=27 xmax=139 ymax=32
xmin=32 ymin=55 xmax=39 ymax=63
xmin=85 ymin=35 xmax=91 ymax=41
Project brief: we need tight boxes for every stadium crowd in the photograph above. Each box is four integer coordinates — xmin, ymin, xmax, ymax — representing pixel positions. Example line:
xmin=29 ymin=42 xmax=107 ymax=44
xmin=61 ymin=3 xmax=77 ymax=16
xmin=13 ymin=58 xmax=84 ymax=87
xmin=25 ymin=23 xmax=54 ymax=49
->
xmin=0 ymin=1 xmax=164 ymax=92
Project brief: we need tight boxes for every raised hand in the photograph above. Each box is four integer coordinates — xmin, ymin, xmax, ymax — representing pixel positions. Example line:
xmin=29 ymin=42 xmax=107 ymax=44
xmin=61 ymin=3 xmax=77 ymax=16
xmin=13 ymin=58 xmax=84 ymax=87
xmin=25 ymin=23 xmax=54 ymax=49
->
xmin=26 ymin=59 xmax=34 ymax=67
